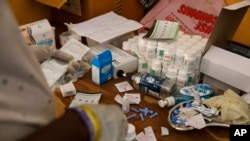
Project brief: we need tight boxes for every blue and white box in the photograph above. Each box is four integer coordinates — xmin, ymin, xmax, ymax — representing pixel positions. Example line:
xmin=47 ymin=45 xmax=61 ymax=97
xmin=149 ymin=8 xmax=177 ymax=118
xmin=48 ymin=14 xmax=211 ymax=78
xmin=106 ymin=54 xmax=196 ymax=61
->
xmin=91 ymin=50 xmax=112 ymax=85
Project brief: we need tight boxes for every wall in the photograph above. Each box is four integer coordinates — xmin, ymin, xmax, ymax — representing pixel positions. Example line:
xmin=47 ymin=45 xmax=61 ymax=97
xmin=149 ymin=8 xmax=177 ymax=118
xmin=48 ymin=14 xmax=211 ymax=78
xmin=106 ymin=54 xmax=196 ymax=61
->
xmin=8 ymin=0 xmax=250 ymax=47
xmin=8 ymin=0 xmax=52 ymax=25
xmin=226 ymin=0 xmax=250 ymax=46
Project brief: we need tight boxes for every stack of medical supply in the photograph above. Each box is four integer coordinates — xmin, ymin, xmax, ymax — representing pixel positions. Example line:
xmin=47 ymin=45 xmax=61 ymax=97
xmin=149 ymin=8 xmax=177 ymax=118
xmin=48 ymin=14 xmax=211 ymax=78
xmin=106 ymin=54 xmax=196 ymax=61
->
xmin=122 ymin=31 xmax=208 ymax=90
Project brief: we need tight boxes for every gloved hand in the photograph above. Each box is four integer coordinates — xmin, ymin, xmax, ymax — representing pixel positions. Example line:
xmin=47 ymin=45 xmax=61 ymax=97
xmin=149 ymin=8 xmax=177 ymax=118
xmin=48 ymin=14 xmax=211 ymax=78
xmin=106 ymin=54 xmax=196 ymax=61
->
xmin=31 ymin=45 xmax=74 ymax=63
xmin=64 ymin=60 xmax=91 ymax=83
xmin=72 ymin=104 xmax=128 ymax=141
xmin=31 ymin=45 xmax=90 ymax=83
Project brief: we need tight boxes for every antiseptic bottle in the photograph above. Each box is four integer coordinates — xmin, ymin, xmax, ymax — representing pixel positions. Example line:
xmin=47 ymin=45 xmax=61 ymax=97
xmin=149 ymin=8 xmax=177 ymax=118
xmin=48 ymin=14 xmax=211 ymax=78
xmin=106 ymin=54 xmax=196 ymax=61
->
xmin=158 ymin=83 xmax=217 ymax=107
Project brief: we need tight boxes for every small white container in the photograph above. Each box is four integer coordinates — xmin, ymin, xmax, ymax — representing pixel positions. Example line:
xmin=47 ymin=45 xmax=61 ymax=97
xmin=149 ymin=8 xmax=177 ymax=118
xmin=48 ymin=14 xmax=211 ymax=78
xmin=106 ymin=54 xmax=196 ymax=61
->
xmin=137 ymin=55 xmax=148 ymax=73
xmin=125 ymin=123 xmax=136 ymax=141
xmin=183 ymin=49 xmax=197 ymax=72
xmin=176 ymin=69 xmax=188 ymax=89
xmin=173 ymin=46 xmax=186 ymax=69
xmin=145 ymin=40 xmax=157 ymax=60
xmin=165 ymin=67 xmax=178 ymax=84
xmin=122 ymin=95 xmax=130 ymax=113
xmin=150 ymin=59 xmax=162 ymax=77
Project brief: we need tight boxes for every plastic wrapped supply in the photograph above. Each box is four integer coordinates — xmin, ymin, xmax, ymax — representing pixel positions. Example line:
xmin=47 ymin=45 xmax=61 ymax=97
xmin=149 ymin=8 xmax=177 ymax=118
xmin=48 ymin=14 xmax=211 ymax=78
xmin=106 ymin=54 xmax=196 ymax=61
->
xmin=203 ymin=89 xmax=250 ymax=124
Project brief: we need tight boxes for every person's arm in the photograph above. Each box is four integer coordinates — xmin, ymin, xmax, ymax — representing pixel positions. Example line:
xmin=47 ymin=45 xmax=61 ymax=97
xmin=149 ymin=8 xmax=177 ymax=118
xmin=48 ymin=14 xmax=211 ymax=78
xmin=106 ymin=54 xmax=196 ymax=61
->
xmin=19 ymin=109 xmax=90 ymax=141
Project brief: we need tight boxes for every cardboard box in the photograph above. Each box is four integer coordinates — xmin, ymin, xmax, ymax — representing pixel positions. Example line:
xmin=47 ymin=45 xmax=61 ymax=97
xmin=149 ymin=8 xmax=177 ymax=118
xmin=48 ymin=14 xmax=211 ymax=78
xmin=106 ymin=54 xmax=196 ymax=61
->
xmin=203 ymin=1 xmax=250 ymax=54
xmin=89 ymin=44 xmax=138 ymax=79
xmin=19 ymin=19 xmax=56 ymax=48
xmin=91 ymin=50 xmax=113 ymax=85
xmin=202 ymin=73 xmax=240 ymax=94
xmin=200 ymin=1 xmax=250 ymax=93
xmin=45 ymin=0 xmax=144 ymax=23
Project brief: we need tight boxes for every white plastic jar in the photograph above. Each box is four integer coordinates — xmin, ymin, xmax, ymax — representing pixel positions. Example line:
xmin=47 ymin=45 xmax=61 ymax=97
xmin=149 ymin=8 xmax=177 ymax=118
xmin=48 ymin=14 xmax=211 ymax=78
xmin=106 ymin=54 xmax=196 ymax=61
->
xmin=183 ymin=49 xmax=197 ymax=72
xmin=145 ymin=40 xmax=157 ymax=60
xmin=165 ymin=67 xmax=178 ymax=84
xmin=176 ymin=69 xmax=188 ymax=89
xmin=150 ymin=59 xmax=162 ymax=77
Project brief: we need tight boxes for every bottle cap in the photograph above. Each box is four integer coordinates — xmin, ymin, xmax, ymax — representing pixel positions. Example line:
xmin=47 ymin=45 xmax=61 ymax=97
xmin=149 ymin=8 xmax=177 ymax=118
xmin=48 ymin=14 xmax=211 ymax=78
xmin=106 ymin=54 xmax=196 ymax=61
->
xmin=158 ymin=100 xmax=167 ymax=108
xmin=158 ymin=96 xmax=175 ymax=107
xmin=165 ymin=96 xmax=175 ymax=107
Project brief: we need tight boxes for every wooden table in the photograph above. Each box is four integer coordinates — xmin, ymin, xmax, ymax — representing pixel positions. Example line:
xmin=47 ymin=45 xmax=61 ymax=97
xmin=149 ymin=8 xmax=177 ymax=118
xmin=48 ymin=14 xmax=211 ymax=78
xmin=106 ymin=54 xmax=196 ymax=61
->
xmin=54 ymin=71 xmax=230 ymax=141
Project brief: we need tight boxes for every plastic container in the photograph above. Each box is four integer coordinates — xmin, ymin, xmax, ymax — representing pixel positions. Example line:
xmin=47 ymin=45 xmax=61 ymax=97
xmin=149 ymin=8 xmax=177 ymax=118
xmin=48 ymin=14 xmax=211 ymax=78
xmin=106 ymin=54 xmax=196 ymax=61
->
xmin=117 ymin=70 xmax=176 ymax=99
xmin=163 ymin=44 xmax=175 ymax=67
xmin=124 ymin=123 xmax=137 ymax=141
xmin=137 ymin=55 xmax=148 ymax=73
xmin=145 ymin=40 xmax=157 ymax=60
xmin=150 ymin=59 xmax=162 ymax=77
xmin=183 ymin=49 xmax=197 ymax=72
xmin=173 ymin=46 xmax=186 ymax=69
xmin=156 ymin=41 xmax=167 ymax=61
xmin=165 ymin=68 xmax=178 ymax=84
xmin=122 ymin=95 xmax=130 ymax=113
xmin=176 ymin=69 xmax=188 ymax=89
xmin=122 ymin=41 xmax=131 ymax=54
xmin=158 ymin=83 xmax=217 ymax=107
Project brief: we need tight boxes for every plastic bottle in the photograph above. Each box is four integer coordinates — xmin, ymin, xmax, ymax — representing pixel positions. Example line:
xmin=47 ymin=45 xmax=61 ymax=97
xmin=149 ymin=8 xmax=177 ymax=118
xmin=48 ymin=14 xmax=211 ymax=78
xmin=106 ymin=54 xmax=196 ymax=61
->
xmin=186 ymin=70 xmax=195 ymax=86
xmin=145 ymin=40 xmax=157 ymax=60
xmin=138 ymin=37 xmax=147 ymax=54
xmin=117 ymin=70 xmax=176 ymax=99
xmin=122 ymin=95 xmax=130 ymax=113
xmin=176 ymin=69 xmax=188 ymax=89
xmin=161 ymin=65 xmax=168 ymax=78
xmin=137 ymin=55 xmax=148 ymax=73
xmin=150 ymin=59 xmax=162 ymax=77
xmin=130 ymin=41 xmax=138 ymax=57
xmin=191 ymin=44 xmax=203 ymax=69
xmin=183 ymin=49 xmax=197 ymax=72
xmin=122 ymin=40 xmax=131 ymax=54
xmin=173 ymin=46 xmax=186 ymax=69
xmin=158 ymin=83 xmax=217 ymax=107
xmin=165 ymin=67 xmax=178 ymax=84
xmin=156 ymin=41 xmax=167 ymax=61
xmin=163 ymin=44 xmax=175 ymax=67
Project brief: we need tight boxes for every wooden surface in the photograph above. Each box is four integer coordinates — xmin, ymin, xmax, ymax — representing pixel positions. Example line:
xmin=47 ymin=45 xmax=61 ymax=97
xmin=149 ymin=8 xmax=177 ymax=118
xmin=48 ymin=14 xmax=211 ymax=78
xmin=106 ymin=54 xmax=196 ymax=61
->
xmin=54 ymin=71 xmax=230 ymax=141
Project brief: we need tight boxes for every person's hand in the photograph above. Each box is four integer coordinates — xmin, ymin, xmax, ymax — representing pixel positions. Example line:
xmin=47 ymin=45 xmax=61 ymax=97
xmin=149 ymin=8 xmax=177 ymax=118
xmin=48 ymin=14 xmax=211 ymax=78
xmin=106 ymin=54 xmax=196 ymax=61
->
xmin=31 ymin=45 xmax=74 ymax=63
xmin=72 ymin=104 xmax=128 ymax=141
xmin=31 ymin=45 xmax=90 ymax=83
xmin=63 ymin=60 xmax=91 ymax=83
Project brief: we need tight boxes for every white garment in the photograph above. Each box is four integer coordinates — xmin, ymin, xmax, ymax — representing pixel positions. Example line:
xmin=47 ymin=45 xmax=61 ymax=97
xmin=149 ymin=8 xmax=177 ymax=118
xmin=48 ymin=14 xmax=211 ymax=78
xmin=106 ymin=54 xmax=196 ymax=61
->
xmin=0 ymin=0 xmax=56 ymax=141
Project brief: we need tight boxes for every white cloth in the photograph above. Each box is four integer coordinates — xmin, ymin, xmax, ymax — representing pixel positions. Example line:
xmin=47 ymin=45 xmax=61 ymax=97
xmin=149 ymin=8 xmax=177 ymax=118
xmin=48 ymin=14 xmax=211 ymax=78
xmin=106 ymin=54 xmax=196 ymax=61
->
xmin=0 ymin=1 xmax=56 ymax=141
